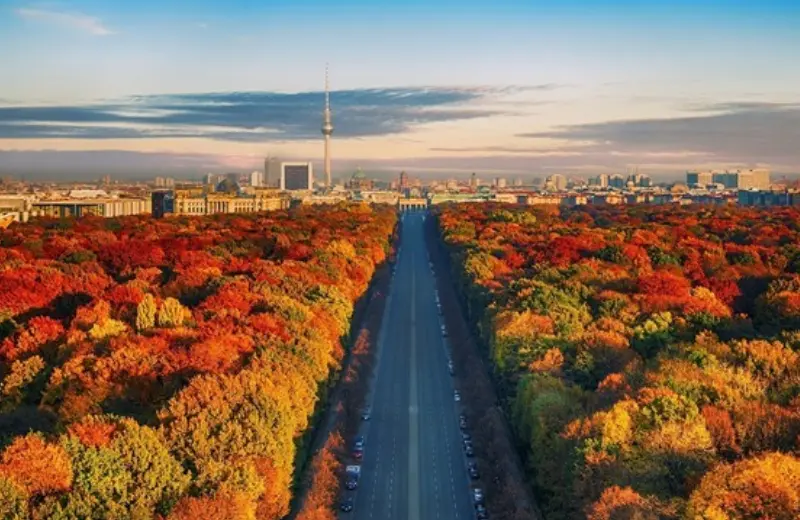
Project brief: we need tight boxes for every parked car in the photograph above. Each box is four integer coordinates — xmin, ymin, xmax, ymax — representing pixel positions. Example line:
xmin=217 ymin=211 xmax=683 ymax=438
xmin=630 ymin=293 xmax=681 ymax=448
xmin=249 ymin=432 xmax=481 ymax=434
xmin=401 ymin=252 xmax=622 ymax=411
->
xmin=475 ymin=503 xmax=488 ymax=519
xmin=454 ymin=391 xmax=461 ymax=402
xmin=462 ymin=432 xmax=471 ymax=441
xmin=465 ymin=445 xmax=475 ymax=457
xmin=352 ymin=448 xmax=363 ymax=460
xmin=340 ymin=497 xmax=354 ymax=512
xmin=361 ymin=407 xmax=371 ymax=420
xmin=353 ymin=436 xmax=364 ymax=450
xmin=345 ymin=465 xmax=361 ymax=490
xmin=472 ymin=488 xmax=485 ymax=505
xmin=468 ymin=462 xmax=480 ymax=480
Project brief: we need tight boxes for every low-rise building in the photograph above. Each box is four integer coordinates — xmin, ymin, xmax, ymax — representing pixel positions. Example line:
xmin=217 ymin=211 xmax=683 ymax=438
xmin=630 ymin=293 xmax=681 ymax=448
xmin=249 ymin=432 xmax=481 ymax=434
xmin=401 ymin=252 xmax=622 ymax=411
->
xmin=518 ymin=193 xmax=562 ymax=205
xmin=738 ymin=189 xmax=800 ymax=206
xmin=172 ymin=187 xmax=289 ymax=215
xmin=31 ymin=197 xmax=152 ymax=218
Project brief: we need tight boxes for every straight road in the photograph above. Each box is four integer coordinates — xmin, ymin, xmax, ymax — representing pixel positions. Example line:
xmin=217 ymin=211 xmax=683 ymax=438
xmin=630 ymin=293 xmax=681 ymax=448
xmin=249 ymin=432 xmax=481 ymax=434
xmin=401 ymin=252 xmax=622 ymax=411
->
xmin=346 ymin=212 xmax=474 ymax=520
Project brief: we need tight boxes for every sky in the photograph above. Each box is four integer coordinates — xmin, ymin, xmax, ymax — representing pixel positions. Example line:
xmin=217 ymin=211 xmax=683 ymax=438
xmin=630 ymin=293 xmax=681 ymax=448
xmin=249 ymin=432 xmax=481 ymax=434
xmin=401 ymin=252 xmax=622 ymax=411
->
xmin=1 ymin=0 xmax=799 ymax=181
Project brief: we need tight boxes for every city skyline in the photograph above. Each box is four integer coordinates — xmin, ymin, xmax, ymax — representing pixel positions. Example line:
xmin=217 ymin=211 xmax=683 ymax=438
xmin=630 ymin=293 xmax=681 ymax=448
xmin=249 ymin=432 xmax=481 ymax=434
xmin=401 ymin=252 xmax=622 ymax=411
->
xmin=2 ymin=1 xmax=800 ymax=179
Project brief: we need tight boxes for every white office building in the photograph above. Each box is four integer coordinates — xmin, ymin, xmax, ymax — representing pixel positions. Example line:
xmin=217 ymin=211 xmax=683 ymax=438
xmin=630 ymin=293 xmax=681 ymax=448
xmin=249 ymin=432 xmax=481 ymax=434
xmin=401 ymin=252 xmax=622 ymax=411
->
xmin=250 ymin=170 xmax=264 ymax=187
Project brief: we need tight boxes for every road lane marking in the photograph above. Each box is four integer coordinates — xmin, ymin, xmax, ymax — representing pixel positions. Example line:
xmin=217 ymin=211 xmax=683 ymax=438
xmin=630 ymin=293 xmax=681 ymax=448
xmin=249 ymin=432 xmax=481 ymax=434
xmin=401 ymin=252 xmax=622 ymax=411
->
xmin=408 ymin=255 xmax=421 ymax=520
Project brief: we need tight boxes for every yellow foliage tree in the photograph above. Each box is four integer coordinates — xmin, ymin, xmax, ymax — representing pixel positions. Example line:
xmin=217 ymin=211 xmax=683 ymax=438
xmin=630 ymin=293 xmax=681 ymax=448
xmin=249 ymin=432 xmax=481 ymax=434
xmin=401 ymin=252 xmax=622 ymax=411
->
xmin=158 ymin=297 xmax=187 ymax=328
xmin=687 ymin=452 xmax=800 ymax=519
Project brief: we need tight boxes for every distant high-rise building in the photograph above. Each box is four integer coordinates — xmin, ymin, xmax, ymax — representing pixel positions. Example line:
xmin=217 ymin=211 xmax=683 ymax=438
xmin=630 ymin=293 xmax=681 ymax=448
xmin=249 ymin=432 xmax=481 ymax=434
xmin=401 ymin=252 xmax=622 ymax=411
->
xmin=446 ymin=178 xmax=458 ymax=190
xmin=264 ymin=156 xmax=281 ymax=187
xmin=469 ymin=173 xmax=478 ymax=189
xmin=592 ymin=174 xmax=609 ymax=188
xmin=250 ymin=170 xmax=264 ymax=187
xmin=154 ymin=177 xmax=175 ymax=188
xmin=627 ymin=173 xmax=651 ymax=188
xmin=546 ymin=174 xmax=568 ymax=191
xmin=321 ymin=65 xmax=334 ymax=188
xmin=204 ymin=173 xmax=216 ymax=185
xmin=280 ymin=162 xmax=314 ymax=191
xmin=688 ymin=169 xmax=770 ymax=189
xmin=608 ymin=174 xmax=626 ymax=189
xmin=399 ymin=171 xmax=410 ymax=191
xmin=152 ymin=190 xmax=175 ymax=218
xmin=495 ymin=177 xmax=507 ymax=188
xmin=513 ymin=177 xmax=523 ymax=187
xmin=687 ymin=170 xmax=713 ymax=187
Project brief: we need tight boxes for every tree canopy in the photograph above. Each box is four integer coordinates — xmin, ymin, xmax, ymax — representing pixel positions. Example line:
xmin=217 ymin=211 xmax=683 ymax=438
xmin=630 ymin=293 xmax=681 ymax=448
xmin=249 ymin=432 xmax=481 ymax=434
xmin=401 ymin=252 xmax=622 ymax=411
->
xmin=437 ymin=203 xmax=800 ymax=520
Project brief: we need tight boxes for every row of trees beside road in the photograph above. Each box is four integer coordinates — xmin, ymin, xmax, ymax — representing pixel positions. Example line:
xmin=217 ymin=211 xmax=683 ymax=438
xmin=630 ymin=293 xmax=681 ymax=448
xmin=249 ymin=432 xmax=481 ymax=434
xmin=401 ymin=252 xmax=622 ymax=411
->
xmin=436 ymin=203 xmax=800 ymax=519
xmin=0 ymin=204 xmax=395 ymax=519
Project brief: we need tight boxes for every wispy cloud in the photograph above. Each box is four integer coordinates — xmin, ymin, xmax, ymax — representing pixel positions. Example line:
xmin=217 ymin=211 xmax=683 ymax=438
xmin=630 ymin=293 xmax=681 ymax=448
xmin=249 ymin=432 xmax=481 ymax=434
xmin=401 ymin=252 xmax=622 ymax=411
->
xmin=15 ymin=8 xmax=113 ymax=36
xmin=519 ymin=103 xmax=800 ymax=165
xmin=0 ymin=87 xmax=512 ymax=141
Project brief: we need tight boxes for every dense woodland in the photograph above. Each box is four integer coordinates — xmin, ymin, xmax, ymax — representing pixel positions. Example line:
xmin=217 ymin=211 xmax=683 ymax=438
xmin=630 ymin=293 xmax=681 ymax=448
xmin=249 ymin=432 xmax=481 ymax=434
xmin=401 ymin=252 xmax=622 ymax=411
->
xmin=436 ymin=204 xmax=800 ymax=520
xmin=0 ymin=204 xmax=396 ymax=519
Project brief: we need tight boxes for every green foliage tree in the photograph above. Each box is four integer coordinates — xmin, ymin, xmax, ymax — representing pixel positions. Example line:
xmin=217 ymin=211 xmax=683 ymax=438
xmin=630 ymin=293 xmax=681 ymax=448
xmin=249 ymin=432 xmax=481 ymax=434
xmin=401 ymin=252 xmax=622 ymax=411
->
xmin=0 ymin=476 xmax=27 ymax=520
xmin=1 ymin=355 xmax=45 ymax=412
xmin=34 ymin=420 xmax=189 ymax=520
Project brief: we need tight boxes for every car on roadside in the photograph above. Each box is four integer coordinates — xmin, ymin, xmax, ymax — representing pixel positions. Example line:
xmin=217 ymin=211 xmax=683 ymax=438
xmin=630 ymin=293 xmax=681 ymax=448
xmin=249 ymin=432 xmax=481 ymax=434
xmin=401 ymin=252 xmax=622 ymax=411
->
xmin=473 ymin=488 xmax=485 ymax=505
xmin=345 ymin=465 xmax=361 ymax=491
xmin=352 ymin=447 xmax=363 ymax=460
xmin=468 ymin=462 xmax=480 ymax=480
xmin=340 ymin=497 xmax=354 ymax=512
xmin=465 ymin=445 xmax=475 ymax=457
xmin=462 ymin=432 xmax=471 ymax=441
xmin=454 ymin=390 xmax=461 ymax=402
xmin=353 ymin=436 xmax=364 ymax=450
xmin=475 ymin=503 xmax=488 ymax=519
xmin=361 ymin=407 xmax=371 ymax=421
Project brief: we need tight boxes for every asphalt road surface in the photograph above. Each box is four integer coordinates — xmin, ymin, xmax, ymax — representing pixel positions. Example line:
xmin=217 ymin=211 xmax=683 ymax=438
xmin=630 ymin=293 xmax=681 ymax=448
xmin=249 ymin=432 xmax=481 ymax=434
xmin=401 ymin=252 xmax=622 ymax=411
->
xmin=345 ymin=212 xmax=474 ymax=520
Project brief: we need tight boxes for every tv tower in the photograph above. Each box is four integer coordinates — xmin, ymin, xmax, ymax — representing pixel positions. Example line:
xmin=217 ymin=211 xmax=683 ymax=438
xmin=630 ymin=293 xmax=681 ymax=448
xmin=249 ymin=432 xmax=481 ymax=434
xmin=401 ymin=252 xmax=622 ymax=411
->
xmin=321 ymin=64 xmax=333 ymax=189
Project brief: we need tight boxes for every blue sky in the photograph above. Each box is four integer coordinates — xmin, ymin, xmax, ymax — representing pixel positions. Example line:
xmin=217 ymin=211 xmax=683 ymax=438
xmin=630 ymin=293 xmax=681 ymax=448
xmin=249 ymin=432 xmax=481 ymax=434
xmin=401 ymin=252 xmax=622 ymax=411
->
xmin=1 ymin=0 xmax=799 ymax=180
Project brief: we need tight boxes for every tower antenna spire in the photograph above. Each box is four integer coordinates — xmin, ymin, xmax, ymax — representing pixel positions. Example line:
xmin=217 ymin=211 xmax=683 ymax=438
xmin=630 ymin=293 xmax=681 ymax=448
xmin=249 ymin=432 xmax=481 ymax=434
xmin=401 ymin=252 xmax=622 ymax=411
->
xmin=325 ymin=63 xmax=330 ymax=111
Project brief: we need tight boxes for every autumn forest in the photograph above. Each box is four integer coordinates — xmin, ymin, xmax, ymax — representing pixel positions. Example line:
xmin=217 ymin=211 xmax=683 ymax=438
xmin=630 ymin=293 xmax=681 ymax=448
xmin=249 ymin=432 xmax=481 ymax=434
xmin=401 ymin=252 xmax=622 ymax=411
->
xmin=436 ymin=204 xmax=800 ymax=519
xmin=1 ymin=201 xmax=798 ymax=520
xmin=0 ymin=205 xmax=396 ymax=519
